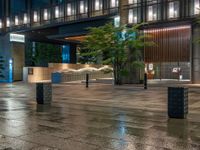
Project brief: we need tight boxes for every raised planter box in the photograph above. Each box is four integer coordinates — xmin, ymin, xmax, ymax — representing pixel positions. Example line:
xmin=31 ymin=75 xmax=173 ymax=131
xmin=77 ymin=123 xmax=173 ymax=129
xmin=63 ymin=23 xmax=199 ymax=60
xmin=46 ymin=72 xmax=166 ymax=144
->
xmin=36 ymin=83 xmax=52 ymax=104
xmin=168 ymin=87 xmax=188 ymax=119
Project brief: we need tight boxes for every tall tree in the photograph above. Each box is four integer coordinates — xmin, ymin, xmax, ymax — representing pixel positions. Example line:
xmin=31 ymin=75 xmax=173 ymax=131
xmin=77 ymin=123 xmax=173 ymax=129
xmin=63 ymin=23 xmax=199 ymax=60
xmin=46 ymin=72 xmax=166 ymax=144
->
xmin=81 ymin=23 xmax=153 ymax=85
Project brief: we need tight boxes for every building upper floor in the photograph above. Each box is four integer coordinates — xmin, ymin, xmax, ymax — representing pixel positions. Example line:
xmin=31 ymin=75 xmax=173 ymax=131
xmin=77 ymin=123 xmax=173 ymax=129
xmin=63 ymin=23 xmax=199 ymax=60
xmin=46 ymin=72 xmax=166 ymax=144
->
xmin=0 ymin=0 xmax=200 ymax=34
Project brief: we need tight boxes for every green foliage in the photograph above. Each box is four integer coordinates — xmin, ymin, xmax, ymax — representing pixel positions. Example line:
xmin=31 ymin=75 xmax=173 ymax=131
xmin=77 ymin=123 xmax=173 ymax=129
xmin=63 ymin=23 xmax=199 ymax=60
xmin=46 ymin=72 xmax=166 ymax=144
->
xmin=26 ymin=42 xmax=62 ymax=67
xmin=0 ymin=56 xmax=5 ymax=79
xmin=81 ymin=23 xmax=154 ymax=85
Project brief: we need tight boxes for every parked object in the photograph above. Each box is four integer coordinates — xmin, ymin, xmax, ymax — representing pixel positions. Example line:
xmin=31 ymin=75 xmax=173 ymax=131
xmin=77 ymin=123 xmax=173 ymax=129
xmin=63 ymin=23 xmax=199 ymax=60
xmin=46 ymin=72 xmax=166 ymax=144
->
xmin=168 ymin=87 xmax=188 ymax=119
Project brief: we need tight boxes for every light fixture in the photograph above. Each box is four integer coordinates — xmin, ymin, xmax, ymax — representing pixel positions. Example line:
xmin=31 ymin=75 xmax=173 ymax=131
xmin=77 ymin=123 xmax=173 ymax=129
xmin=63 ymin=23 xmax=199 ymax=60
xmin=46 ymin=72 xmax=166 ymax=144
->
xmin=15 ymin=16 xmax=19 ymax=25
xmin=33 ymin=11 xmax=38 ymax=22
xmin=6 ymin=18 xmax=10 ymax=27
xmin=55 ymin=6 xmax=59 ymax=18
xmin=44 ymin=9 xmax=48 ymax=20
xmin=0 ymin=19 xmax=2 ymax=28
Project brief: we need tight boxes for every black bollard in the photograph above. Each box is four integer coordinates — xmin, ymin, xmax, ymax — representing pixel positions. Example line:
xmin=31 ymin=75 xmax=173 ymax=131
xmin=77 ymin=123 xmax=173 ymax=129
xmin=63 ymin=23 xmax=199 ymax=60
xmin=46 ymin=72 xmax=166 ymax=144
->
xmin=144 ymin=73 xmax=147 ymax=90
xmin=86 ymin=73 xmax=89 ymax=88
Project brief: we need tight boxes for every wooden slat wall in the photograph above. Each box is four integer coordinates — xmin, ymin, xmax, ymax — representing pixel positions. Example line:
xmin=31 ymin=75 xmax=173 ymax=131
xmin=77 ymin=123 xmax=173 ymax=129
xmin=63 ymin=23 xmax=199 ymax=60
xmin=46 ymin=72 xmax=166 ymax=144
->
xmin=144 ymin=26 xmax=191 ymax=63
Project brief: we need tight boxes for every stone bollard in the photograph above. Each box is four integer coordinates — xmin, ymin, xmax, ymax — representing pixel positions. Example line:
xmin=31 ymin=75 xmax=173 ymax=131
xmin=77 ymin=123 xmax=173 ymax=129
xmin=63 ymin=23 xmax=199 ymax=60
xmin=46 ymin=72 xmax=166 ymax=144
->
xmin=86 ymin=73 xmax=89 ymax=88
xmin=144 ymin=73 xmax=147 ymax=90
xmin=36 ymin=82 xmax=52 ymax=105
xmin=168 ymin=87 xmax=188 ymax=119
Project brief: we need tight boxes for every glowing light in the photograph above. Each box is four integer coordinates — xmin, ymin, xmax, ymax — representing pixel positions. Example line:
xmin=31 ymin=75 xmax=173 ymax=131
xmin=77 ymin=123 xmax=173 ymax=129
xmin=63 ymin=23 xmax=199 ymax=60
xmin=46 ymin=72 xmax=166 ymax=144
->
xmin=15 ymin=16 xmax=19 ymax=25
xmin=33 ymin=11 xmax=38 ymax=22
xmin=128 ymin=9 xmax=133 ymax=23
xmin=194 ymin=0 xmax=200 ymax=14
xmin=80 ymin=1 xmax=84 ymax=13
xmin=144 ymin=25 xmax=191 ymax=33
xmin=23 ymin=13 xmax=28 ymax=24
xmin=0 ymin=19 xmax=2 ymax=28
xmin=10 ymin=33 xmax=25 ymax=43
xmin=67 ymin=3 xmax=72 ymax=16
xmin=55 ymin=6 xmax=59 ymax=18
xmin=44 ymin=9 xmax=48 ymax=20
xmin=6 ymin=18 xmax=10 ymax=27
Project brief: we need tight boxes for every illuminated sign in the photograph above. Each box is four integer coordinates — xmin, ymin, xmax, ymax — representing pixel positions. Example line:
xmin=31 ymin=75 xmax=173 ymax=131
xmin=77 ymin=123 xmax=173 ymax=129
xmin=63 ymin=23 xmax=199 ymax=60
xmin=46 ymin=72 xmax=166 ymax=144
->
xmin=10 ymin=34 xmax=25 ymax=43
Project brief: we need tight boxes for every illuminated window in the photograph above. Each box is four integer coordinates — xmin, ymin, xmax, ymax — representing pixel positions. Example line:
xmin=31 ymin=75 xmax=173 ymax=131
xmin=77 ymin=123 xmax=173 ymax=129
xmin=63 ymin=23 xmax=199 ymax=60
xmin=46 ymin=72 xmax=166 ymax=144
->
xmin=95 ymin=0 xmax=102 ymax=11
xmin=33 ymin=11 xmax=38 ymax=22
xmin=79 ymin=1 xmax=88 ymax=14
xmin=55 ymin=6 xmax=60 ymax=18
xmin=194 ymin=0 xmax=200 ymax=14
xmin=6 ymin=18 xmax=10 ymax=27
xmin=168 ymin=1 xmax=179 ymax=19
xmin=128 ymin=0 xmax=138 ymax=5
xmin=15 ymin=16 xmax=19 ymax=25
xmin=67 ymin=3 xmax=72 ymax=16
xmin=128 ymin=9 xmax=138 ymax=24
xmin=0 ymin=19 xmax=2 ymax=28
xmin=23 ymin=13 xmax=28 ymax=24
xmin=43 ymin=9 xmax=48 ymax=20
xmin=148 ymin=5 xmax=157 ymax=21
xmin=110 ymin=0 xmax=118 ymax=8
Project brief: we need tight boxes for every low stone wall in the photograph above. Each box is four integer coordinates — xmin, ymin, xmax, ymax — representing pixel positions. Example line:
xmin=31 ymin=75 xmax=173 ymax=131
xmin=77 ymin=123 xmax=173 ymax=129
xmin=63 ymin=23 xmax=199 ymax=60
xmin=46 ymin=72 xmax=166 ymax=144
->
xmin=58 ymin=72 xmax=113 ymax=83
xmin=23 ymin=63 xmax=113 ymax=83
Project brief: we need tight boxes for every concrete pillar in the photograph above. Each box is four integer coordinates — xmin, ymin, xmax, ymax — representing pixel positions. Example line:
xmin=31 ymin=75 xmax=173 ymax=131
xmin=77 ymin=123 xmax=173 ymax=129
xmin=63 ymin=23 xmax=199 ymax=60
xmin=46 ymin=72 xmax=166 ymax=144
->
xmin=192 ymin=24 xmax=200 ymax=84
xmin=0 ymin=34 xmax=25 ymax=82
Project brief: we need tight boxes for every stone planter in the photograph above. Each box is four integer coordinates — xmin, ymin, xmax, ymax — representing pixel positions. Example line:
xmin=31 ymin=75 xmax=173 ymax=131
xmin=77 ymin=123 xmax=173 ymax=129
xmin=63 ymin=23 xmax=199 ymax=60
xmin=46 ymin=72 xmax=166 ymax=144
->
xmin=168 ymin=87 xmax=188 ymax=119
xmin=36 ymin=83 xmax=52 ymax=104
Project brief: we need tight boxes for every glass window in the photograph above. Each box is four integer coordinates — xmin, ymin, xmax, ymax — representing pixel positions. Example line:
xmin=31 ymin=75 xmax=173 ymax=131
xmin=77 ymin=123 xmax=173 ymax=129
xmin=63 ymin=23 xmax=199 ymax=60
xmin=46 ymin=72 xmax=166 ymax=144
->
xmin=194 ymin=0 xmax=200 ymax=15
xmin=128 ymin=0 xmax=140 ymax=5
xmin=94 ymin=0 xmax=103 ymax=11
xmin=110 ymin=0 xmax=118 ymax=8
xmin=128 ymin=8 xmax=140 ymax=24
xmin=79 ymin=0 xmax=88 ymax=14
xmin=66 ymin=3 xmax=75 ymax=16
xmin=147 ymin=0 xmax=161 ymax=21
xmin=168 ymin=1 xmax=179 ymax=19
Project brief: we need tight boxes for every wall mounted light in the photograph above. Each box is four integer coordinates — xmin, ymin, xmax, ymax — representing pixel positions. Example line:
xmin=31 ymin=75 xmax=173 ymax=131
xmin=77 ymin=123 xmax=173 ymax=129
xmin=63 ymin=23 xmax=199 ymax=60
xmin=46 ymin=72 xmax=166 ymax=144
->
xmin=55 ymin=6 xmax=59 ymax=18
xmin=15 ymin=16 xmax=19 ymax=25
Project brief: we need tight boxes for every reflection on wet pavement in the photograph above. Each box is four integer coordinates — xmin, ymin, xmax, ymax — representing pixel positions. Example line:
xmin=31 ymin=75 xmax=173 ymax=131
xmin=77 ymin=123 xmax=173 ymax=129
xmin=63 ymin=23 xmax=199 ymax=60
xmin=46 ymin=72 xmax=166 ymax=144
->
xmin=0 ymin=82 xmax=200 ymax=150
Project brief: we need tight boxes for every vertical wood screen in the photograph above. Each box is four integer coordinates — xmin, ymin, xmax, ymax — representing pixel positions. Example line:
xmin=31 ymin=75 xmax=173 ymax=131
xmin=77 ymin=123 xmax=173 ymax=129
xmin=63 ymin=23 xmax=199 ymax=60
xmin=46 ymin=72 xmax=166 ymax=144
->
xmin=144 ymin=25 xmax=191 ymax=63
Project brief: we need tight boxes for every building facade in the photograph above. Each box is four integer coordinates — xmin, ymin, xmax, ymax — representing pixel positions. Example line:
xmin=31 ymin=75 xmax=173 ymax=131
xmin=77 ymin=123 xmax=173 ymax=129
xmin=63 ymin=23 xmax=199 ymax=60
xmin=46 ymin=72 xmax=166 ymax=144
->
xmin=0 ymin=0 xmax=200 ymax=83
